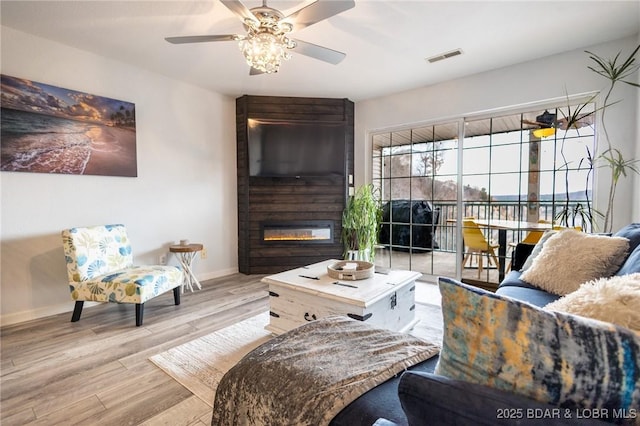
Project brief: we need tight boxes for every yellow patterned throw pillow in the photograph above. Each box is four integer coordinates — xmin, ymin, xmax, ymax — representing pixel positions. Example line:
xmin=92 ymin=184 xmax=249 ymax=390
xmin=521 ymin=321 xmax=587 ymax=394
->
xmin=520 ymin=229 xmax=629 ymax=295
xmin=435 ymin=277 xmax=640 ymax=417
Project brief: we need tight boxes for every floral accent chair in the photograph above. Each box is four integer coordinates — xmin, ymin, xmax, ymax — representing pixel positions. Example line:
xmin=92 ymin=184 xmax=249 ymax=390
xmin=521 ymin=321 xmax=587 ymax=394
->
xmin=61 ymin=224 xmax=183 ymax=326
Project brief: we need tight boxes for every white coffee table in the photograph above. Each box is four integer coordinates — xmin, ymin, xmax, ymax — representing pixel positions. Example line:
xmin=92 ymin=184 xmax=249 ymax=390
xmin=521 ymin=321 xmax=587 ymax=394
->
xmin=262 ymin=259 xmax=421 ymax=335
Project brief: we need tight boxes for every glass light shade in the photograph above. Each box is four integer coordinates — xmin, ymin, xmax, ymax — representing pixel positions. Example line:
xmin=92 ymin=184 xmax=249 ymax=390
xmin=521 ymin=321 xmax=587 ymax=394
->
xmin=239 ymin=32 xmax=290 ymax=74
xmin=533 ymin=127 xmax=556 ymax=138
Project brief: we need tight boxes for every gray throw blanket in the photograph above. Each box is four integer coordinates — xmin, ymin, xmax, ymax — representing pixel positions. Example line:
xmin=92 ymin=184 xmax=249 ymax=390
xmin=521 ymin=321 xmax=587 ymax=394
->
xmin=211 ymin=315 xmax=440 ymax=426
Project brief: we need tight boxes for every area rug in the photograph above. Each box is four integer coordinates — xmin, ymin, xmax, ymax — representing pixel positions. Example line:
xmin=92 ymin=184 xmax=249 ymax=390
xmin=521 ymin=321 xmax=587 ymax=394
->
xmin=149 ymin=303 xmax=443 ymax=407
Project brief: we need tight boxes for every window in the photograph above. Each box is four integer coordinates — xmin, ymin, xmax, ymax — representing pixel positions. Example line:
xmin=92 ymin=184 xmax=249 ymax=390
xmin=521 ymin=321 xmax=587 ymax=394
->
xmin=371 ymin=101 xmax=596 ymax=284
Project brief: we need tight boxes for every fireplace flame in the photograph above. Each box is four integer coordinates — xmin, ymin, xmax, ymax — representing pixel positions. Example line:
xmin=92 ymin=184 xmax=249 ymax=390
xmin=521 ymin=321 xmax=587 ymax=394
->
xmin=264 ymin=234 xmax=329 ymax=241
xmin=263 ymin=227 xmax=331 ymax=242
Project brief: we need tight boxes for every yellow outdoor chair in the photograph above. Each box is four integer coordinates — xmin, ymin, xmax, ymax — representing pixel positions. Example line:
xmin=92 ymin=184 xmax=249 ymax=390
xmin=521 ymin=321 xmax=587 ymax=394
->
xmin=461 ymin=219 xmax=500 ymax=279
xmin=61 ymin=224 xmax=183 ymax=326
xmin=506 ymin=220 xmax=550 ymax=272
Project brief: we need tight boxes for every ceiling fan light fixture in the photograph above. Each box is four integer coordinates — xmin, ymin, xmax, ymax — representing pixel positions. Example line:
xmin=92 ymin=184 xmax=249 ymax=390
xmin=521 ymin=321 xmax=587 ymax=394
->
xmin=533 ymin=127 xmax=556 ymax=138
xmin=239 ymin=31 xmax=293 ymax=73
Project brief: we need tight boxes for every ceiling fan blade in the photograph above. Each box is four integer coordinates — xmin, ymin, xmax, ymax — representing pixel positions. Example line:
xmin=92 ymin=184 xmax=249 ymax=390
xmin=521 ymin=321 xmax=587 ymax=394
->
xmin=286 ymin=0 xmax=355 ymax=31
xmin=249 ymin=67 xmax=265 ymax=76
xmin=291 ymin=39 xmax=346 ymax=65
xmin=220 ymin=0 xmax=259 ymax=25
xmin=165 ymin=35 xmax=240 ymax=44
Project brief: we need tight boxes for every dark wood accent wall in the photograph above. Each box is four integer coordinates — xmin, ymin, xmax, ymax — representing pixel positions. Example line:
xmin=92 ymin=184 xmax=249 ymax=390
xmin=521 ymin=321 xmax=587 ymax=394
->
xmin=236 ymin=95 xmax=355 ymax=274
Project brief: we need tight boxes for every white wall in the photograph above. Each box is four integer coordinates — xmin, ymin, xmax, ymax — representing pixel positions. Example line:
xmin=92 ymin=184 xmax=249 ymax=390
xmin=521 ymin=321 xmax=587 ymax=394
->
xmin=355 ymin=35 xmax=639 ymax=231
xmin=635 ymin=32 xmax=640 ymax=220
xmin=1 ymin=27 xmax=238 ymax=325
xmin=2 ymin=28 xmax=638 ymax=326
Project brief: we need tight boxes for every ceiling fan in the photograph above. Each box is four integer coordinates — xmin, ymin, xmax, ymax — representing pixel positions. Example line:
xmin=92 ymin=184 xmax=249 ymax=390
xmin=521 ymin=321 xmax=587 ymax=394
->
xmin=522 ymin=109 xmax=594 ymax=138
xmin=165 ymin=0 xmax=355 ymax=74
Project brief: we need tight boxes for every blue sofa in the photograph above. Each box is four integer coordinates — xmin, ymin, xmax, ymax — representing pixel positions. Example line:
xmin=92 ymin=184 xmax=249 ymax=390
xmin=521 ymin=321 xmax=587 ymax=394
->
xmin=330 ymin=223 xmax=640 ymax=426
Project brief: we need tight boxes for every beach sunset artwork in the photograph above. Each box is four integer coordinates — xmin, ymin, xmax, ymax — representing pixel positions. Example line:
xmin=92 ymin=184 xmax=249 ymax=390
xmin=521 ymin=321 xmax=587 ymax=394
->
xmin=1 ymin=74 xmax=137 ymax=177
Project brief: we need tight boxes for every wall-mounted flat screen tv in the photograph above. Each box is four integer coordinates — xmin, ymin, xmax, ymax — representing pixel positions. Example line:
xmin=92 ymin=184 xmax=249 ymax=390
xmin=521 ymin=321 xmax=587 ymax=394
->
xmin=248 ymin=119 xmax=346 ymax=177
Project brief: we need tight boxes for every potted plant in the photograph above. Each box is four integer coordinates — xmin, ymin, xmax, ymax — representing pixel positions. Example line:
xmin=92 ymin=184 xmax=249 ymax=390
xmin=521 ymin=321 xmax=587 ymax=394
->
xmin=553 ymin=97 xmax=600 ymax=232
xmin=341 ymin=184 xmax=382 ymax=261
xmin=586 ymin=44 xmax=640 ymax=233
xmin=553 ymin=44 xmax=639 ymax=233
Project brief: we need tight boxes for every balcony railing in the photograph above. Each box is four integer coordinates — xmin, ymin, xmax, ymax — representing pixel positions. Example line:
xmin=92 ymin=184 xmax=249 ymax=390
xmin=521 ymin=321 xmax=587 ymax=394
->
xmin=376 ymin=200 xmax=588 ymax=286
xmin=380 ymin=200 xmax=586 ymax=254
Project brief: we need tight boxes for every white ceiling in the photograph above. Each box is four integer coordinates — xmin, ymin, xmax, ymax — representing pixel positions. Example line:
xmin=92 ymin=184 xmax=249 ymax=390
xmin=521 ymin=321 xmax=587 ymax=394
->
xmin=1 ymin=1 xmax=639 ymax=102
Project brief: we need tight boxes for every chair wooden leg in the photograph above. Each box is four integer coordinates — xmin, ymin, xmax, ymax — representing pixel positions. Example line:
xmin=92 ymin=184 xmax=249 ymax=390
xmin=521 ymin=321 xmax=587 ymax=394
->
xmin=135 ymin=303 xmax=144 ymax=326
xmin=71 ymin=301 xmax=84 ymax=322
xmin=490 ymin=252 xmax=500 ymax=269
xmin=173 ymin=287 xmax=181 ymax=306
xmin=463 ymin=248 xmax=476 ymax=267
xmin=478 ymin=254 xmax=483 ymax=279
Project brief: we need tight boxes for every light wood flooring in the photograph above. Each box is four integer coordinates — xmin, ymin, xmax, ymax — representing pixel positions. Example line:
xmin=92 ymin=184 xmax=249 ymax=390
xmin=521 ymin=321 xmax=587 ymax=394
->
xmin=1 ymin=273 xmax=270 ymax=426
xmin=1 ymin=274 xmax=443 ymax=426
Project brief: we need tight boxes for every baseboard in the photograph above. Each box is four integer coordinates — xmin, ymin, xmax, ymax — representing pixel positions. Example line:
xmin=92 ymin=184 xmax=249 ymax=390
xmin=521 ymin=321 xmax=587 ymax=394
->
xmin=0 ymin=301 xmax=103 ymax=327
xmin=1 ymin=268 xmax=240 ymax=327
xmin=197 ymin=267 xmax=239 ymax=282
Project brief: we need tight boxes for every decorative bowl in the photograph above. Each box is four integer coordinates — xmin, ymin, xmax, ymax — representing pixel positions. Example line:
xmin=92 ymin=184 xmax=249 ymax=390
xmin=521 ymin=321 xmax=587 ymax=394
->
xmin=327 ymin=260 xmax=375 ymax=281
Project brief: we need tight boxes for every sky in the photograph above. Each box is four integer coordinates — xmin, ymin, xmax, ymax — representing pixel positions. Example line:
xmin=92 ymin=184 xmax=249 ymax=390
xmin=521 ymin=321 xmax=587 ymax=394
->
xmin=0 ymin=74 xmax=134 ymax=126
xmin=406 ymin=129 xmax=594 ymax=197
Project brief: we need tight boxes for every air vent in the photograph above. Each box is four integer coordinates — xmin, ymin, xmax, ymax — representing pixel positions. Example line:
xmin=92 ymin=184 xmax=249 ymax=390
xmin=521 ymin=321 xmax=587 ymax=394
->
xmin=426 ymin=49 xmax=463 ymax=63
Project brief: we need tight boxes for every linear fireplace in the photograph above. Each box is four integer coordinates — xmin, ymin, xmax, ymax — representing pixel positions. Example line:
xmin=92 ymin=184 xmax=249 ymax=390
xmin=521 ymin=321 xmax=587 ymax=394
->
xmin=261 ymin=221 xmax=334 ymax=244
xmin=236 ymin=95 xmax=353 ymax=274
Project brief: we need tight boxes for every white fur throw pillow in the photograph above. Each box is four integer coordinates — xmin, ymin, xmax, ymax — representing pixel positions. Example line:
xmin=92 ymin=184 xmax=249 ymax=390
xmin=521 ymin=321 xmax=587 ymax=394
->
xmin=520 ymin=230 xmax=629 ymax=295
xmin=520 ymin=230 xmax=557 ymax=271
xmin=544 ymin=273 xmax=640 ymax=333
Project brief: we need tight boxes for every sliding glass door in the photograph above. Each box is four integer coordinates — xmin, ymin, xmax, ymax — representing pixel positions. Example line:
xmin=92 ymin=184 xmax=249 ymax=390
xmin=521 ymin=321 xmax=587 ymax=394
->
xmin=372 ymin=122 xmax=460 ymax=277
xmin=371 ymin=100 xmax=596 ymax=286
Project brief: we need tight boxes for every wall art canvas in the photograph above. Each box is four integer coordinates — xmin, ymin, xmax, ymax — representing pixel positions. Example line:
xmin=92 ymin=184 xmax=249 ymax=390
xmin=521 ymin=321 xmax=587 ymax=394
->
xmin=1 ymin=74 xmax=137 ymax=177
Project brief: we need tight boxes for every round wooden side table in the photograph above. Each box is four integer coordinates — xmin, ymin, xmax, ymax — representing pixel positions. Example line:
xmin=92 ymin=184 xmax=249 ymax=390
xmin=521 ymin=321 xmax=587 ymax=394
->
xmin=169 ymin=243 xmax=204 ymax=293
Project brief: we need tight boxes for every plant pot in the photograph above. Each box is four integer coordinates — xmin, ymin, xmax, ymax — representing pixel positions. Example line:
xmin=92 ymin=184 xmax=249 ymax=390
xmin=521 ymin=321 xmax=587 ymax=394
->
xmin=345 ymin=249 xmax=372 ymax=262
